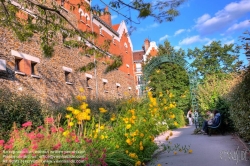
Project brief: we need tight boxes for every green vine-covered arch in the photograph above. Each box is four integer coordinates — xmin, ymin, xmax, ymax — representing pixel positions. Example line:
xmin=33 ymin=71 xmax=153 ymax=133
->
xmin=142 ymin=54 xmax=199 ymax=112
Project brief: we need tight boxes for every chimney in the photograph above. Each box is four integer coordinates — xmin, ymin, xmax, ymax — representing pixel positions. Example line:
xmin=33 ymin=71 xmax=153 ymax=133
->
xmin=144 ymin=39 xmax=150 ymax=52
xmin=100 ymin=6 xmax=112 ymax=26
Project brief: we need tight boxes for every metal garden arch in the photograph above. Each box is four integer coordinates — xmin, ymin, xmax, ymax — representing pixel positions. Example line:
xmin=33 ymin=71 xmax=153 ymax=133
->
xmin=142 ymin=54 xmax=199 ymax=112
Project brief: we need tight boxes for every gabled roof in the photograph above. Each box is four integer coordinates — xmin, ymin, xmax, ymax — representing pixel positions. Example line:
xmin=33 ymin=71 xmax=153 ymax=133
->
xmin=93 ymin=15 xmax=119 ymax=36
xmin=133 ymin=50 xmax=144 ymax=62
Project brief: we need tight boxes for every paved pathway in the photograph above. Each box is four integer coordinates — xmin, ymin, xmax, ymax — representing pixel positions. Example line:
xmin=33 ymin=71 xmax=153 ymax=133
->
xmin=147 ymin=125 xmax=250 ymax=166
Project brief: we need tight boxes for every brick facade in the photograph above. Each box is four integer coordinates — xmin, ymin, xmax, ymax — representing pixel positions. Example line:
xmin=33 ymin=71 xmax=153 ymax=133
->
xmin=0 ymin=0 xmax=136 ymax=108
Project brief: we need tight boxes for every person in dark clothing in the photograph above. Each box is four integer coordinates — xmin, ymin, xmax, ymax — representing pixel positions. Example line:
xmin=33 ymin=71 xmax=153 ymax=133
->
xmin=202 ymin=110 xmax=221 ymax=134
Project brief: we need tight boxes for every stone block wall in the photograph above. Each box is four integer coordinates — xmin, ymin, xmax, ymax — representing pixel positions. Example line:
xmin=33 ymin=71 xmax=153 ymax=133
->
xmin=0 ymin=26 xmax=137 ymax=108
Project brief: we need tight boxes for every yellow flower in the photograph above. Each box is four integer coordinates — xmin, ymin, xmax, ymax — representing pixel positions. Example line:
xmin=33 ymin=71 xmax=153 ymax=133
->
xmin=85 ymin=108 xmax=91 ymax=114
xmin=80 ymin=103 xmax=88 ymax=110
xmin=86 ymin=115 xmax=91 ymax=121
xmin=79 ymin=87 xmax=84 ymax=92
xmin=68 ymin=122 xmax=74 ymax=127
xmin=129 ymin=153 xmax=138 ymax=159
xmin=63 ymin=130 xmax=70 ymax=137
xmin=65 ymin=114 xmax=71 ymax=119
xmin=99 ymin=107 xmax=107 ymax=113
xmin=100 ymin=125 xmax=105 ymax=130
xmin=125 ymin=150 xmax=128 ymax=154
xmin=174 ymin=121 xmax=178 ymax=126
xmin=169 ymin=93 xmax=174 ymax=98
xmin=110 ymin=114 xmax=116 ymax=121
xmin=76 ymin=95 xmax=82 ymax=101
xmin=115 ymin=145 xmax=119 ymax=149
xmin=140 ymin=146 xmax=144 ymax=150
xmin=100 ymin=135 xmax=105 ymax=140
xmin=135 ymin=161 xmax=141 ymax=166
xmin=126 ymin=138 xmax=132 ymax=145
xmin=72 ymin=109 xmax=80 ymax=115
xmin=126 ymin=124 xmax=132 ymax=129
xmin=140 ymin=133 xmax=144 ymax=137
xmin=174 ymin=151 xmax=177 ymax=155
xmin=66 ymin=107 xmax=74 ymax=111
xmin=188 ymin=149 xmax=193 ymax=154
xmin=77 ymin=121 xmax=82 ymax=124
xmin=131 ymin=115 xmax=136 ymax=120
xmin=169 ymin=114 xmax=175 ymax=119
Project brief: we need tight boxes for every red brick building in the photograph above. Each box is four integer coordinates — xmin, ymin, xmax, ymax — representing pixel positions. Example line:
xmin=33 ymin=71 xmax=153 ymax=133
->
xmin=133 ymin=39 xmax=158 ymax=96
xmin=0 ymin=0 xmax=137 ymax=106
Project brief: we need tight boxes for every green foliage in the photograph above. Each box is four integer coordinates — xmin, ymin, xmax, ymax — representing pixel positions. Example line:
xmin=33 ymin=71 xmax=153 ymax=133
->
xmin=105 ymin=55 xmax=123 ymax=73
xmin=79 ymin=62 xmax=96 ymax=72
xmin=187 ymin=41 xmax=243 ymax=79
xmin=0 ymin=89 xmax=44 ymax=141
xmin=226 ymin=68 xmax=250 ymax=141
xmin=147 ymin=40 xmax=190 ymax=112
xmin=168 ymin=108 xmax=185 ymax=129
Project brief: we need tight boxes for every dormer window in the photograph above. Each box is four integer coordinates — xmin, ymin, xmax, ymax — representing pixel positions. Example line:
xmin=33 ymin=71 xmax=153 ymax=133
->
xmin=99 ymin=26 xmax=104 ymax=36
xmin=126 ymin=64 xmax=130 ymax=75
xmin=112 ymin=36 xmax=116 ymax=45
xmin=124 ymin=42 xmax=128 ymax=53
xmin=61 ymin=0 xmax=65 ymax=6
xmin=63 ymin=66 xmax=73 ymax=85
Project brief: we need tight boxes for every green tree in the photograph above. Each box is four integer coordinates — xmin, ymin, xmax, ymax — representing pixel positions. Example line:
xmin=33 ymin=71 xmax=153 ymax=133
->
xmin=187 ymin=41 xmax=243 ymax=80
xmin=148 ymin=40 xmax=190 ymax=111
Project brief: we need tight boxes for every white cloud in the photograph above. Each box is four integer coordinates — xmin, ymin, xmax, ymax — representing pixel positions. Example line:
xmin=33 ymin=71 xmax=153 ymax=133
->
xmin=195 ymin=0 xmax=250 ymax=34
xmin=226 ymin=20 xmax=250 ymax=33
xmin=137 ymin=23 xmax=159 ymax=32
xmin=111 ymin=15 xmax=117 ymax=20
xmin=224 ymin=39 xmax=235 ymax=45
xmin=174 ymin=46 xmax=181 ymax=50
xmin=196 ymin=14 xmax=211 ymax=24
xmin=159 ymin=35 xmax=169 ymax=41
xmin=174 ymin=29 xmax=186 ymax=36
xmin=179 ymin=35 xmax=210 ymax=45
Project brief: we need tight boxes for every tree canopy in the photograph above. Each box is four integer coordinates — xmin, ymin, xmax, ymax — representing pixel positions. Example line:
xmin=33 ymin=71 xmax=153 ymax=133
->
xmin=147 ymin=40 xmax=190 ymax=111
xmin=187 ymin=41 xmax=243 ymax=80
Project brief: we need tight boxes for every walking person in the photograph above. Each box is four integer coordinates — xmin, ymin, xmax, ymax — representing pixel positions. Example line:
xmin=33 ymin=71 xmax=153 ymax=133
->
xmin=187 ymin=110 xmax=193 ymax=125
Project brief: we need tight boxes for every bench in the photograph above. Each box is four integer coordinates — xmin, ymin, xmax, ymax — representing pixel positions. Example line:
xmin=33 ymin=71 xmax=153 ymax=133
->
xmin=207 ymin=117 xmax=224 ymax=136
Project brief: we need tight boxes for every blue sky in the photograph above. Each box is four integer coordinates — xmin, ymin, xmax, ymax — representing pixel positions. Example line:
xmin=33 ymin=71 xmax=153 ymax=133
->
xmin=95 ymin=0 xmax=250 ymax=66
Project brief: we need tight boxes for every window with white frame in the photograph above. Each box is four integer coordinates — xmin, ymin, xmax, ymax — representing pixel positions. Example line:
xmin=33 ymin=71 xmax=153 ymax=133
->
xmin=137 ymin=75 xmax=143 ymax=85
xmin=99 ymin=26 xmax=104 ymax=36
xmin=102 ymin=78 xmax=108 ymax=93
xmin=63 ymin=66 xmax=73 ymax=85
xmin=85 ymin=73 xmax=93 ymax=89
xmin=135 ymin=63 xmax=142 ymax=72
xmin=12 ymin=50 xmax=40 ymax=77
xmin=0 ymin=59 xmax=6 ymax=71
xmin=112 ymin=36 xmax=116 ymax=45
xmin=124 ymin=42 xmax=128 ymax=53
xmin=116 ymin=83 xmax=121 ymax=96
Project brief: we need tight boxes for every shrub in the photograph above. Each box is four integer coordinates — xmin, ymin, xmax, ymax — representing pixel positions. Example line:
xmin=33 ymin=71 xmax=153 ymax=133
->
xmin=0 ymin=89 xmax=44 ymax=141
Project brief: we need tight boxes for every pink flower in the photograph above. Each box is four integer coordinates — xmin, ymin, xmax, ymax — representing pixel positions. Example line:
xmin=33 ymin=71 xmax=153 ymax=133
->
xmin=32 ymin=144 xmax=38 ymax=150
xmin=45 ymin=117 xmax=54 ymax=124
xmin=36 ymin=133 xmax=44 ymax=139
xmin=19 ymin=148 xmax=29 ymax=158
xmin=37 ymin=126 xmax=43 ymax=129
xmin=28 ymin=132 xmax=36 ymax=140
xmin=52 ymin=143 xmax=61 ymax=150
xmin=22 ymin=121 xmax=32 ymax=127
xmin=0 ymin=140 xmax=5 ymax=146
xmin=4 ymin=144 xmax=13 ymax=150
xmin=50 ymin=127 xmax=57 ymax=133
xmin=58 ymin=127 xmax=64 ymax=132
